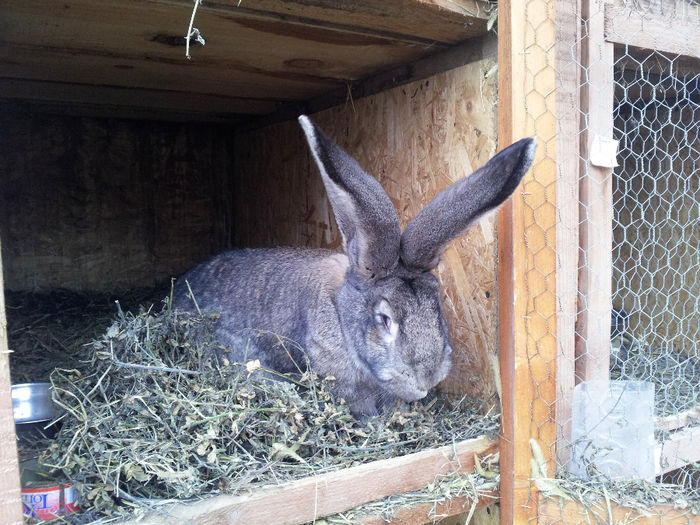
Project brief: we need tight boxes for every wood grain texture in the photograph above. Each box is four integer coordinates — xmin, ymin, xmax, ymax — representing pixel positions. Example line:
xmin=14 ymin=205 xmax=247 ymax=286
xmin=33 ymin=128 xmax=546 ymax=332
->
xmin=0 ymin=113 xmax=235 ymax=292
xmin=554 ymin=0 xmax=582 ymax=469
xmin=656 ymin=406 xmax=700 ymax=433
xmin=151 ymin=0 xmax=492 ymax=45
xmin=233 ymin=55 xmax=500 ymax=399
xmin=605 ymin=1 xmax=700 ymax=59
xmin=0 ymin=240 xmax=23 ymax=524
xmin=498 ymin=0 xmax=559 ymax=522
xmin=0 ymin=0 xmax=491 ymax=117
xmin=359 ymin=494 xmax=498 ymax=525
xmin=129 ymin=436 xmax=497 ymax=525
xmin=576 ymin=0 xmax=614 ymax=381
xmin=538 ymin=494 xmax=699 ymax=525
xmin=0 ymin=78 xmax=278 ymax=122
xmin=240 ymin=34 xmax=497 ymax=131
xmin=656 ymin=424 xmax=700 ymax=475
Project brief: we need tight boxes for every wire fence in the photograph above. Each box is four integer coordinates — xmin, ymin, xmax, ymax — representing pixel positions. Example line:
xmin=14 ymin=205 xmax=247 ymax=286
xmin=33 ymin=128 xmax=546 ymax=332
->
xmin=519 ymin=0 xmax=699 ymax=518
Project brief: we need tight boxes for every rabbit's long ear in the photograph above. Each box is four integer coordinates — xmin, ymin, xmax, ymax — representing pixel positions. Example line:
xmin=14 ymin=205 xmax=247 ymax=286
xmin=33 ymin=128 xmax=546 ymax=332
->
xmin=299 ymin=116 xmax=401 ymax=281
xmin=401 ymin=138 xmax=536 ymax=270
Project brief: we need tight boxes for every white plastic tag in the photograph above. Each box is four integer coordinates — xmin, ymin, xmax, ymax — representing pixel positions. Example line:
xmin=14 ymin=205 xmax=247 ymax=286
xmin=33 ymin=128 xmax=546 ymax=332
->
xmin=590 ymin=135 xmax=619 ymax=168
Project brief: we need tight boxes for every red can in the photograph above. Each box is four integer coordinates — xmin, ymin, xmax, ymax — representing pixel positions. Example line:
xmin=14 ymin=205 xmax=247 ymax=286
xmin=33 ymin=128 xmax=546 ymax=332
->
xmin=22 ymin=483 xmax=79 ymax=520
xmin=20 ymin=460 xmax=79 ymax=520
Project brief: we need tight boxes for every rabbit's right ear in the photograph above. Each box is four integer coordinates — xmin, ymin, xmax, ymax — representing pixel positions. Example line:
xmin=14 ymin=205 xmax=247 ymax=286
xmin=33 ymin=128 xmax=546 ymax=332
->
xmin=299 ymin=116 xmax=401 ymax=282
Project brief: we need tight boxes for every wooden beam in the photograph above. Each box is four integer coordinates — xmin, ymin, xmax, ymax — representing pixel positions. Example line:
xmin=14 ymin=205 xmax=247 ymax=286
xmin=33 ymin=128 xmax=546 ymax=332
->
xmin=128 ymin=436 xmax=497 ymax=525
xmin=359 ymin=491 xmax=498 ymax=525
xmin=656 ymin=405 xmax=700 ymax=433
xmin=576 ymin=0 xmax=615 ymax=382
xmin=498 ymin=0 xmax=559 ymax=523
xmin=538 ymin=494 xmax=697 ymax=524
xmin=0 ymin=0 xmax=443 ymax=103
xmin=0 ymin=78 xmax=278 ymax=121
xmin=238 ymin=33 xmax=496 ymax=131
xmin=555 ymin=0 xmax=582 ymax=469
xmin=605 ymin=2 xmax=700 ymax=59
xmin=656 ymin=424 xmax=700 ymax=476
xmin=149 ymin=0 xmax=491 ymax=46
xmin=0 ymin=237 xmax=23 ymax=525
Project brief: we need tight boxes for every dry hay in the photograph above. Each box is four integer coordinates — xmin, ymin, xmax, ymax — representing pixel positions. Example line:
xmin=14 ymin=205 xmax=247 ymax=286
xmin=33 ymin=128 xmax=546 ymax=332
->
xmin=35 ymin=299 xmax=499 ymax=520
xmin=6 ymin=288 xmax=163 ymax=384
xmin=539 ymin=473 xmax=700 ymax=518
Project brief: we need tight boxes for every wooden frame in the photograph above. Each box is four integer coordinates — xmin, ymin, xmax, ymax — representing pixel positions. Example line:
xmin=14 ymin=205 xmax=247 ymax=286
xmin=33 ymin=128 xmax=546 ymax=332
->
xmin=499 ymin=0 xmax=699 ymax=523
xmin=0 ymin=240 xmax=22 ymax=525
xmin=0 ymin=0 xmax=698 ymax=524
xmin=605 ymin=1 xmax=700 ymax=59
xmin=498 ymin=0 xmax=560 ymax=522
xmin=128 ymin=437 xmax=497 ymax=524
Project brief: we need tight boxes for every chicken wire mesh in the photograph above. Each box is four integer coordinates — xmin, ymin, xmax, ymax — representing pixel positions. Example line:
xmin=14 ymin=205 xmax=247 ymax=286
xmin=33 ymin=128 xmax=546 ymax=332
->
xmin=518 ymin=0 xmax=699 ymax=519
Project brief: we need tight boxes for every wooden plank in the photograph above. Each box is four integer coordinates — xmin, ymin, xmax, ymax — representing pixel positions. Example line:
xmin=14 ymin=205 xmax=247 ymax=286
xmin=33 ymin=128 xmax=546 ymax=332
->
xmin=239 ymin=33 xmax=496 ymax=131
xmin=575 ymin=0 xmax=614 ymax=381
xmin=498 ymin=0 xmax=559 ymax=523
xmin=605 ymin=2 xmax=700 ymax=59
xmin=359 ymin=493 xmax=498 ymax=525
xmin=656 ymin=406 xmax=700 ymax=433
xmin=149 ymin=0 xmax=491 ymax=46
xmin=656 ymin=424 xmax=700 ymax=475
xmin=554 ymin=0 xmax=582 ymax=469
xmin=0 ymin=238 xmax=23 ymax=524
xmin=0 ymin=0 xmax=446 ymax=103
xmin=496 ymin=1 xmax=522 ymax=522
xmin=129 ymin=436 xmax=498 ymax=524
xmin=538 ymin=494 xmax=696 ymax=524
xmin=0 ymin=43 xmax=342 ymax=102
xmin=0 ymin=111 xmax=236 ymax=291
xmin=0 ymin=78 xmax=277 ymax=121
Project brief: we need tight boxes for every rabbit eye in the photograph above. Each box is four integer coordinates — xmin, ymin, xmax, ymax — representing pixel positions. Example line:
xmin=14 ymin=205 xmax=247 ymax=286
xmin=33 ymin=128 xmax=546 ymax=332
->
xmin=376 ymin=313 xmax=392 ymax=332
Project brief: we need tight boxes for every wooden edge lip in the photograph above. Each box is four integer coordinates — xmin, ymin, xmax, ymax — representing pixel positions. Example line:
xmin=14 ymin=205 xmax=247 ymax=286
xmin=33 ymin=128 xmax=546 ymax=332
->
xmin=359 ymin=488 xmax=500 ymax=525
xmin=537 ymin=492 xmax=697 ymax=524
xmin=603 ymin=3 xmax=700 ymax=60
xmin=127 ymin=435 xmax=498 ymax=524
xmin=236 ymin=32 xmax=496 ymax=132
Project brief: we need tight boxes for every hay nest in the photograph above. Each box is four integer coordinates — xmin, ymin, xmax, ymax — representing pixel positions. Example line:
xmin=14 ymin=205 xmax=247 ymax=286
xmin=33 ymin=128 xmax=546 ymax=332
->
xmin=39 ymin=300 xmax=499 ymax=519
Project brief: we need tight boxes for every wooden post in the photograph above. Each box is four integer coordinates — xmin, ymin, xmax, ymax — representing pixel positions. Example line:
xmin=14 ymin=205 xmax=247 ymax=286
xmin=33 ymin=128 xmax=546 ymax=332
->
xmin=0 ymin=237 xmax=23 ymax=524
xmin=498 ymin=0 xmax=558 ymax=523
xmin=575 ymin=0 xmax=614 ymax=381
xmin=554 ymin=0 xmax=582 ymax=468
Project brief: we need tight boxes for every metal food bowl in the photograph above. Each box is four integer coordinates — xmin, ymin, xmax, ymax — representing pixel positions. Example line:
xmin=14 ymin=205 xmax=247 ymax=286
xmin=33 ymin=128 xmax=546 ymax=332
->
xmin=12 ymin=383 xmax=60 ymax=424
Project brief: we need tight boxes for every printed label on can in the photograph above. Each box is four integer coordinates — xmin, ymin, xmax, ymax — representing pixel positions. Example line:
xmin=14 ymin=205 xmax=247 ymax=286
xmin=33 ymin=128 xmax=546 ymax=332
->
xmin=64 ymin=485 xmax=79 ymax=513
xmin=22 ymin=484 xmax=79 ymax=519
xmin=22 ymin=485 xmax=61 ymax=519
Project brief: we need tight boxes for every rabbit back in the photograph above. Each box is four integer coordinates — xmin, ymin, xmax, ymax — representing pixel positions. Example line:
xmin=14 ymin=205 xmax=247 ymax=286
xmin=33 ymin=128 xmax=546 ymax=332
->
xmin=171 ymin=247 xmax=348 ymax=373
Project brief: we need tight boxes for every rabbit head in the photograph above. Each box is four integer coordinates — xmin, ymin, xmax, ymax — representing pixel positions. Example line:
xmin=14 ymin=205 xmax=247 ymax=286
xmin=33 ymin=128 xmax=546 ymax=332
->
xmin=299 ymin=116 xmax=536 ymax=408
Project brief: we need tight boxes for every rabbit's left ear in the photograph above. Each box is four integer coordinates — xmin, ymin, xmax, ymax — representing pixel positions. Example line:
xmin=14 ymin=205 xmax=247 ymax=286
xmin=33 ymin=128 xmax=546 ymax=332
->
xmin=400 ymin=138 xmax=536 ymax=270
xmin=299 ymin=116 xmax=401 ymax=282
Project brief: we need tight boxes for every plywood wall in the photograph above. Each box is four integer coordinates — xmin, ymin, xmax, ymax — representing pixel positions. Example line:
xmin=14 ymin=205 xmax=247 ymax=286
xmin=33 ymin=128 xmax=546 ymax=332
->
xmin=233 ymin=58 xmax=500 ymax=399
xmin=0 ymin=113 xmax=234 ymax=292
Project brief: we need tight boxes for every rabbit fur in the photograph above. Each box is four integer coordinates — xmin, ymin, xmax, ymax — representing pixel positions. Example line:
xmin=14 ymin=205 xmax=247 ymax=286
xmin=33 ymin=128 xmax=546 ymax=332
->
xmin=172 ymin=116 xmax=536 ymax=417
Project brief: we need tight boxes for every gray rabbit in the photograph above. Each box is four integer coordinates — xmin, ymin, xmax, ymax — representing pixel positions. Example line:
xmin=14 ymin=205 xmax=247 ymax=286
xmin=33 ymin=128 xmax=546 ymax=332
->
xmin=172 ymin=116 xmax=536 ymax=417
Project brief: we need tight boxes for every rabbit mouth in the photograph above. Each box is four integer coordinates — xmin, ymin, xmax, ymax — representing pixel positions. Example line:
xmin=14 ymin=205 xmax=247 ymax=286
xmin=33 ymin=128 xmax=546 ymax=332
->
xmin=378 ymin=377 xmax=428 ymax=401
xmin=397 ymin=388 xmax=429 ymax=402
